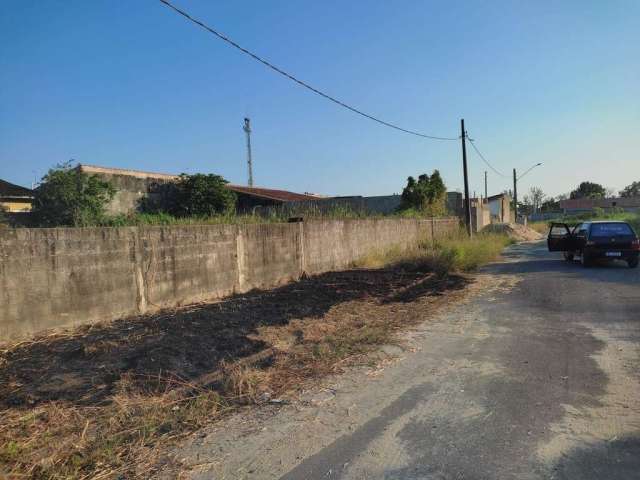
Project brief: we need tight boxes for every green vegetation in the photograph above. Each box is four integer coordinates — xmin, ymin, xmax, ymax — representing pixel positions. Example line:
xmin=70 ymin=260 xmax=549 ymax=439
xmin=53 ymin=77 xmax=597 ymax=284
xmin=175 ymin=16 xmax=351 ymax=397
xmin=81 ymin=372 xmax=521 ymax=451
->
xmin=158 ymin=173 xmax=237 ymax=217
xmin=354 ymin=229 xmax=515 ymax=275
xmin=33 ymin=162 xmax=116 ymax=227
xmin=398 ymin=170 xmax=447 ymax=216
xmin=620 ymin=180 xmax=640 ymax=198
xmin=569 ymin=181 xmax=607 ymax=199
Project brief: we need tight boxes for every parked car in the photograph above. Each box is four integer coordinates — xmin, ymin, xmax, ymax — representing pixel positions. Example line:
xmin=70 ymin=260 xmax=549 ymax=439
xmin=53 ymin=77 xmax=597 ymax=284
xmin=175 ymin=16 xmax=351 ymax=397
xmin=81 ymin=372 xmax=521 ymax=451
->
xmin=547 ymin=221 xmax=639 ymax=268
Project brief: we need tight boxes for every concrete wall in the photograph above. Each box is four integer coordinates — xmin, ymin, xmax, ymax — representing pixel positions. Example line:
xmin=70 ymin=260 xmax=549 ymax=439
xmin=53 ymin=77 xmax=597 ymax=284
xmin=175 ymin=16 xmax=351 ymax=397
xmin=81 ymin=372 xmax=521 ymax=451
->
xmin=0 ymin=218 xmax=459 ymax=340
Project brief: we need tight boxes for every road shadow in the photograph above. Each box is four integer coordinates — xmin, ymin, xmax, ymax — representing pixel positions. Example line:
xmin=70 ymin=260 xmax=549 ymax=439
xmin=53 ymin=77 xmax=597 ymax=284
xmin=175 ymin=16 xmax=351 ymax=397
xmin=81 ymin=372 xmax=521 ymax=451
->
xmin=0 ymin=267 xmax=467 ymax=409
xmin=551 ymin=436 xmax=640 ymax=479
xmin=486 ymin=242 xmax=639 ymax=287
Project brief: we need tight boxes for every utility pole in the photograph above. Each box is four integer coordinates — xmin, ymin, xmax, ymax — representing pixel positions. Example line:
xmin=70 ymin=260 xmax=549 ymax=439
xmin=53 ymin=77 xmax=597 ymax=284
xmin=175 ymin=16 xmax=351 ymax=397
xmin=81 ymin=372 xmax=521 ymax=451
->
xmin=513 ymin=168 xmax=518 ymax=222
xmin=484 ymin=171 xmax=488 ymax=200
xmin=461 ymin=119 xmax=472 ymax=236
xmin=243 ymin=117 xmax=254 ymax=187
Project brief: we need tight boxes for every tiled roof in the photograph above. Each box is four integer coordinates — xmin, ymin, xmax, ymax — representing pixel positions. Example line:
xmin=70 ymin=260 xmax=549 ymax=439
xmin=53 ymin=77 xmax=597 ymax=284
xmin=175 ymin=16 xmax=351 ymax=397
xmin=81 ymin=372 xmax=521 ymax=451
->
xmin=0 ymin=179 xmax=33 ymax=198
xmin=227 ymin=184 xmax=321 ymax=202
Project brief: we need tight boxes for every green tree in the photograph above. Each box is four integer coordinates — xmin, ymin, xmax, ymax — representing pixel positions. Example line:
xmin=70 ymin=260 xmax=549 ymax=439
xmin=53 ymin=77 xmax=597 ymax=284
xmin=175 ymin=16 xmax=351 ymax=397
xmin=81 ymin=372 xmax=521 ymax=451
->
xmin=399 ymin=170 xmax=447 ymax=216
xmin=620 ymin=181 xmax=640 ymax=198
xmin=569 ymin=181 xmax=606 ymax=199
xmin=33 ymin=162 xmax=116 ymax=226
xmin=170 ymin=173 xmax=236 ymax=217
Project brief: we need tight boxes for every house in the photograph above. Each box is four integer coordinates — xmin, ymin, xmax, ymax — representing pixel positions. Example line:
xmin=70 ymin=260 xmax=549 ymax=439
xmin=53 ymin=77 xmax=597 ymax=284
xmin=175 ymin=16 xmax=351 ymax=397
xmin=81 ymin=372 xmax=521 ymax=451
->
xmin=0 ymin=179 xmax=33 ymax=212
xmin=487 ymin=193 xmax=513 ymax=223
xmin=559 ymin=197 xmax=640 ymax=214
xmin=76 ymin=164 xmax=321 ymax=214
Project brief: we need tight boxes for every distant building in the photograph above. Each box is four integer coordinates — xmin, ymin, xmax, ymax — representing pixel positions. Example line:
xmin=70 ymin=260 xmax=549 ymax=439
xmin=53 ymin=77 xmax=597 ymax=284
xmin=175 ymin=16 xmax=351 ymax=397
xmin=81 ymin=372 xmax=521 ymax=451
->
xmin=487 ymin=193 xmax=513 ymax=223
xmin=559 ymin=197 xmax=640 ymax=214
xmin=0 ymin=179 xmax=33 ymax=212
xmin=227 ymin=185 xmax=322 ymax=212
xmin=77 ymin=164 xmax=322 ymax=214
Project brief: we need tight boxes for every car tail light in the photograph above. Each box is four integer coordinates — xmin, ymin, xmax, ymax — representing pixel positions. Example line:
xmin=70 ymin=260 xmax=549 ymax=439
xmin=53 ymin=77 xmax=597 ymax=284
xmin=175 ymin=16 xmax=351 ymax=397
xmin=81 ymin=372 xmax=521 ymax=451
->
xmin=632 ymin=239 xmax=640 ymax=251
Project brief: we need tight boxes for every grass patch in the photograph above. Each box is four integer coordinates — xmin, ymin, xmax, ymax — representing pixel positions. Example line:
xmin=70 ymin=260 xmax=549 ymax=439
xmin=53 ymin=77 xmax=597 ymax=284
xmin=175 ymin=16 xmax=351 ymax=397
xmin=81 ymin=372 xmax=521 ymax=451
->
xmin=354 ymin=230 xmax=514 ymax=274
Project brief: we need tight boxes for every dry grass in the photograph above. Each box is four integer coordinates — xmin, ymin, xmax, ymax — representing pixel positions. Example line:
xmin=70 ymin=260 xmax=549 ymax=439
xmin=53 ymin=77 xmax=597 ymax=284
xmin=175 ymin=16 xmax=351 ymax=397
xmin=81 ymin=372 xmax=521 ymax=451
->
xmin=529 ymin=221 xmax=550 ymax=234
xmin=354 ymin=230 xmax=514 ymax=274
xmin=0 ymin=231 xmax=502 ymax=479
xmin=0 ymin=377 xmax=228 ymax=479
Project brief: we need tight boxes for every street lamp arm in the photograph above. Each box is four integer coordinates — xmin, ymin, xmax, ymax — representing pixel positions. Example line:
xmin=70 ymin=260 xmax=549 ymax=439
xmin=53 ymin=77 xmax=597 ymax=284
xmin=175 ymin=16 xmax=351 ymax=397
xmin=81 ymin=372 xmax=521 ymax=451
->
xmin=517 ymin=163 xmax=542 ymax=181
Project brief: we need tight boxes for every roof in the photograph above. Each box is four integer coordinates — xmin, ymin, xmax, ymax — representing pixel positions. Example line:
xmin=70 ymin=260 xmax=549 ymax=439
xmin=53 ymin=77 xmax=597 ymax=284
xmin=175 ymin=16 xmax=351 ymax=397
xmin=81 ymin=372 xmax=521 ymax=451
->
xmin=78 ymin=164 xmax=323 ymax=202
xmin=0 ymin=179 xmax=33 ymax=198
xmin=584 ymin=220 xmax=630 ymax=224
xmin=78 ymin=164 xmax=179 ymax=181
xmin=227 ymin=184 xmax=321 ymax=202
xmin=487 ymin=193 xmax=511 ymax=201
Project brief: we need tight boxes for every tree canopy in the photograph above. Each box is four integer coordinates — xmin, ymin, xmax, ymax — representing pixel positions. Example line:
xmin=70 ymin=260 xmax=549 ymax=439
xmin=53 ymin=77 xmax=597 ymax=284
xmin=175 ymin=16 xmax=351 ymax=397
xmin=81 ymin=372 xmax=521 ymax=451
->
xmin=620 ymin=181 xmax=640 ymax=198
xmin=569 ymin=181 xmax=607 ymax=199
xmin=33 ymin=162 xmax=116 ymax=227
xmin=399 ymin=170 xmax=447 ymax=216
xmin=168 ymin=173 xmax=237 ymax=217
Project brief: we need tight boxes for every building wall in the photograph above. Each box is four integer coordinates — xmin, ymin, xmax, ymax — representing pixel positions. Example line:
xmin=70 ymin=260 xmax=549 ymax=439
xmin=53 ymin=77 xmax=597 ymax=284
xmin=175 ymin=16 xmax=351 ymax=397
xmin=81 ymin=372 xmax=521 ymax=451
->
xmin=78 ymin=166 xmax=179 ymax=214
xmin=0 ymin=199 xmax=32 ymax=212
xmin=0 ymin=217 xmax=460 ymax=340
xmin=559 ymin=197 xmax=640 ymax=213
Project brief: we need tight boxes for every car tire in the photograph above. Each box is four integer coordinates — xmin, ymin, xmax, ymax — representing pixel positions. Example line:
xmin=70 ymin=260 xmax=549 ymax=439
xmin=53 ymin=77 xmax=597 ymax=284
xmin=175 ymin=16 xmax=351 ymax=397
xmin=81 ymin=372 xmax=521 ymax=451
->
xmin=628 ymin=258 xmax=639 ymax=269
xmin=564 ymin=252 xmax=574 ymax=262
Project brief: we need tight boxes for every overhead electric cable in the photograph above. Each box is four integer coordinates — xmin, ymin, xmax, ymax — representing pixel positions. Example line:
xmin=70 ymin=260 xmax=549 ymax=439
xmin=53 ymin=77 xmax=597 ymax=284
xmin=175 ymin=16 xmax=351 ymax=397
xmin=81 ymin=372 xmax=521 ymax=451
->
xmin=158 ymin=0 xmax=458 ymax=141
xmin=467 ymin=138 xmax=508 ymax=178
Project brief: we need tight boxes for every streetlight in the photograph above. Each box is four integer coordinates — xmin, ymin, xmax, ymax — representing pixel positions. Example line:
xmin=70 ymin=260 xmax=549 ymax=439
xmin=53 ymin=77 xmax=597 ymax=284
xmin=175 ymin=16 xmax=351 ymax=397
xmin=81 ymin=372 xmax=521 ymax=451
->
xmin=513 ymin=163 xmax=542 ymax=220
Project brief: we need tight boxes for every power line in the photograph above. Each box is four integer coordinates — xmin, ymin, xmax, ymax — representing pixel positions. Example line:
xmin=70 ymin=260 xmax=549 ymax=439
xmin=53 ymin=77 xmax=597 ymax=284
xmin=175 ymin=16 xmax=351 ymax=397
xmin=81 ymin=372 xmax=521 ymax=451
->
xmin=158 ymin=0 xmax=459 ymax=141
xmin=467 ymin=138 xmax=508 ymax=178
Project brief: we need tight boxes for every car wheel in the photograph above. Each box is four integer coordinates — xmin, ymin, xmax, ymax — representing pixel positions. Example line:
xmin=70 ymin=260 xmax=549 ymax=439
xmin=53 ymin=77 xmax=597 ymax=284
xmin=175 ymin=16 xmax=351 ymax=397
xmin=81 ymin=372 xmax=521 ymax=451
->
xmin=628 ymin=258 xmax=639 ymax=269
xmin=563 ymin=252 xmax=574 ymax=262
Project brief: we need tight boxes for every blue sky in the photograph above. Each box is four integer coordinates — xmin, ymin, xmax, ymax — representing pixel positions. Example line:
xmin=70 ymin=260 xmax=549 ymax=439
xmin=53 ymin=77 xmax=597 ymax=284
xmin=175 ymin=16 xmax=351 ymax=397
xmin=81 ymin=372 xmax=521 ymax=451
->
xmin=1 ymin=0 xmax=638 ymax=198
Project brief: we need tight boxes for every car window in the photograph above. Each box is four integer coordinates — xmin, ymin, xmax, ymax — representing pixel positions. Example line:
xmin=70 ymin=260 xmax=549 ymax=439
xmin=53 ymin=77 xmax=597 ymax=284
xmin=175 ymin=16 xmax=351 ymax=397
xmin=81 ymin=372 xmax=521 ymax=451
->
xmin=590 ymin=223 xmax=634 ymax=237
xmin=550 ymin=224 xmax=569 ymax=236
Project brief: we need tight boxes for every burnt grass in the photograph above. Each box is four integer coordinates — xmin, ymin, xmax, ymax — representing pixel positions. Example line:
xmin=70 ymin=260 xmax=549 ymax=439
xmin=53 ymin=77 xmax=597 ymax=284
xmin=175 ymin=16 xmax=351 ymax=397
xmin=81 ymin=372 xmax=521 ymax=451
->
xmin=0 ymin=268 xmax=467 ymax=410
xmin=0 ymin=266 xmax=471 ymax=478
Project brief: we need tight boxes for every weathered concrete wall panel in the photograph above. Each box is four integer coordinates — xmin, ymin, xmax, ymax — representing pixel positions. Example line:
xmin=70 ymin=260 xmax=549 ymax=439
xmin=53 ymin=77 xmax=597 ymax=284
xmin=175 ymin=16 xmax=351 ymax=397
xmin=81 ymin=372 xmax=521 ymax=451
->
xmin=0 ymin=218 xmax=459 ymax=340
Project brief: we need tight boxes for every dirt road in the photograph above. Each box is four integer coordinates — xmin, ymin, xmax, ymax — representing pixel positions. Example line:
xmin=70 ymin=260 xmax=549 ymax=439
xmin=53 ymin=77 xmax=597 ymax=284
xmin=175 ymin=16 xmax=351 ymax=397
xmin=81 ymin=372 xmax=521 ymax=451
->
xmin=176 ymin=241 xmax=640 ymax=479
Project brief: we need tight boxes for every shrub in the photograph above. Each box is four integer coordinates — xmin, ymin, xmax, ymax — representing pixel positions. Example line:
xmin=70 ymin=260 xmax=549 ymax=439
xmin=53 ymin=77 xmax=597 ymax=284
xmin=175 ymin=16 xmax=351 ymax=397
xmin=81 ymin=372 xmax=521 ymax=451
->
xmin=33 ymin=162 xmax=116 ymax=227
xmin=171 ymin=173 xmax=236 ymax=217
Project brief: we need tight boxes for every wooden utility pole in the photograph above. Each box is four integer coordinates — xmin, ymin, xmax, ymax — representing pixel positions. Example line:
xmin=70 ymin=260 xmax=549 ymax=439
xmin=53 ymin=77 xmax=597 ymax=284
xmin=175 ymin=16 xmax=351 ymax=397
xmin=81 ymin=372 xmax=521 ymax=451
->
xmin=461 ymin=119 xmax=472 ymax=236
xmin=484 ymin=171 xmax=488 ymax=200
xmin=513 ymin=168 xmax=518 ymax=222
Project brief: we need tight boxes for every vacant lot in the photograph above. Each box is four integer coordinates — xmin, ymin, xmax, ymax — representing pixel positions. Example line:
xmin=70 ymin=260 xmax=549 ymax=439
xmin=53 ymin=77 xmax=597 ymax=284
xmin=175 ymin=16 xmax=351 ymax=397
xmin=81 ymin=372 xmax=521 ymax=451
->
xmin=0 ymin=264 xmax=471 ymax=479
xmin=0 ymin=230 xmax=518 ymax=479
